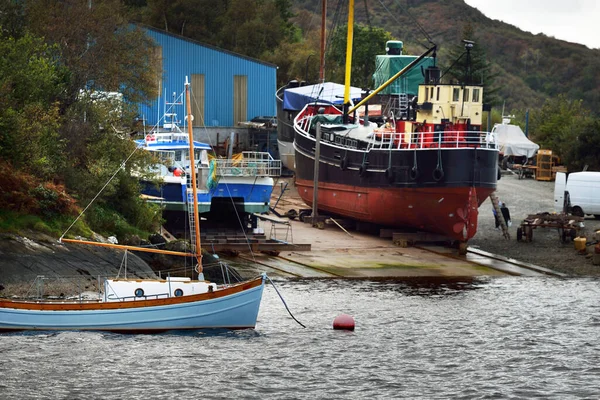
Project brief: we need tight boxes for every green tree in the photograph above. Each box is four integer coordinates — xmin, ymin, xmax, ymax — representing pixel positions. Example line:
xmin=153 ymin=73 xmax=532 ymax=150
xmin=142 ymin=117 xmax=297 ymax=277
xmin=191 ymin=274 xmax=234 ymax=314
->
xmin=25 ymin=0 xmax=158 ymax=107
xmin=529 ymin=95 xmax=594 ymax=171
xmin=0 ymin=33 xmax=66 ymax=178
xmin=326 ymin=23 xmax=394 ymax=89
xmin=445 ymin=23 xmax=500 ymax=106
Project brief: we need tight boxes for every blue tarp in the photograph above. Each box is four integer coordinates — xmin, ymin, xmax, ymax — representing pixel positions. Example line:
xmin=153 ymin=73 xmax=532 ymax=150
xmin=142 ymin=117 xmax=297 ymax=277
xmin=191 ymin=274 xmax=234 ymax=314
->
xmin=282 ymin=82 xmax=364 ymax=111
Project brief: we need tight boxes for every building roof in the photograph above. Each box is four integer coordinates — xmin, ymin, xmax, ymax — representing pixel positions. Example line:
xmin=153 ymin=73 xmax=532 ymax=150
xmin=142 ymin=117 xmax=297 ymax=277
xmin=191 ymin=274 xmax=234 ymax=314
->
xmin=140 ymin=24 xmax=277 ymax=69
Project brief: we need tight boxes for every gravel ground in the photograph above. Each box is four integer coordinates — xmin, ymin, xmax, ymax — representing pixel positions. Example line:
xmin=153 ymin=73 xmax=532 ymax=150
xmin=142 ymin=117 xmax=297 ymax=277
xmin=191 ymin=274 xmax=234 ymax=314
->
xmin=469 ymin=172 xmax=600 ymax=276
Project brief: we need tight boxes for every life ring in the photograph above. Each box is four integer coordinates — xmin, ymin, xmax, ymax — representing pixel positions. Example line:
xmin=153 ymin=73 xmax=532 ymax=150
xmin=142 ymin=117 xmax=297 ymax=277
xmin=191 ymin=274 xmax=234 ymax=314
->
xmin=340 ymin=157 xmax=348 ymax=170
xmin=409 ymin=167 xmax=419 ymax=181
xmin=359 ymin=164 xmax=367 ymax=177
xmin=432 ymin=168 xmax=444 ymax=182
xmin=145 ymin=134 xmax=156 ymax=143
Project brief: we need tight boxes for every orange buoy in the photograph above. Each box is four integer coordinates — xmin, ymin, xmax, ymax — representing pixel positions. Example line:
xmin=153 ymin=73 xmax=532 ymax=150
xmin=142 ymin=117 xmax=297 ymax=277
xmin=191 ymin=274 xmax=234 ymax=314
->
xmin=333 ymin=314 xmax=355 ymax=331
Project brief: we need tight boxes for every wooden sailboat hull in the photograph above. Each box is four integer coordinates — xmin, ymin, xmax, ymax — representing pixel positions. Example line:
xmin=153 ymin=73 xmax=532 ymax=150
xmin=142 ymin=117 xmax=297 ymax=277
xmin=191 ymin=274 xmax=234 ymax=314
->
xmin=0 ymin=276 xmax=265 ymax=333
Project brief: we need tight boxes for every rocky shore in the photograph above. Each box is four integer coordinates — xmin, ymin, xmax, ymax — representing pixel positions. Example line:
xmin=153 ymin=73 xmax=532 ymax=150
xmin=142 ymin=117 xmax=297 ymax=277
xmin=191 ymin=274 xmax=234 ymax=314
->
xmin=1 ymin=173 xmax=598 ymax=295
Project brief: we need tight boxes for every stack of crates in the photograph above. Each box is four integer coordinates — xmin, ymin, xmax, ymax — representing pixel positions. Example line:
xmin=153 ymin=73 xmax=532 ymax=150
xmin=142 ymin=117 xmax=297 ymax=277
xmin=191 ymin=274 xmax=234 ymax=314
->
xmin=536 ymin=149 xmax=553 ymax=181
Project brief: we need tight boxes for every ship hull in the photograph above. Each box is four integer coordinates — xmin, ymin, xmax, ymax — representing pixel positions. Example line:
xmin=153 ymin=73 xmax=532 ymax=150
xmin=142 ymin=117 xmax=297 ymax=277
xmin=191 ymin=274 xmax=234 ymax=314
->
xmin=276 ymin=86 xmax=297 ymax=171
xmin=294 ymin=131 xmax=498 ymax=241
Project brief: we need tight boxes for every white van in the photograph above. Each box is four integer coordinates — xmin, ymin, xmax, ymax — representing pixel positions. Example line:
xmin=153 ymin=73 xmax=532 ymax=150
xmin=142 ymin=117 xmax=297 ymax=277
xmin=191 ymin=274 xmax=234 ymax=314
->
xmin=554 ymin=171 xmax=600 ymax=218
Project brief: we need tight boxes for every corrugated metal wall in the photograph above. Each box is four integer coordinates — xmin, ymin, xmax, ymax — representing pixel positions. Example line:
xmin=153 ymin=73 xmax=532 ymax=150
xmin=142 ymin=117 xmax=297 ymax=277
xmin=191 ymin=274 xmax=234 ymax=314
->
xmin=139 ymin=28 xmax=276 ymax=128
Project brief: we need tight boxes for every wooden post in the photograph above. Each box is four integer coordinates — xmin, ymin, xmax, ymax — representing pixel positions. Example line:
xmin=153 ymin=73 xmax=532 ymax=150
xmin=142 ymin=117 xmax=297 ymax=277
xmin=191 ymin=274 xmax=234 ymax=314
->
xmin=489 ymin=192 xmax=510 ymax=240
xmin=312 ymin=121 xmax=321 ymax=226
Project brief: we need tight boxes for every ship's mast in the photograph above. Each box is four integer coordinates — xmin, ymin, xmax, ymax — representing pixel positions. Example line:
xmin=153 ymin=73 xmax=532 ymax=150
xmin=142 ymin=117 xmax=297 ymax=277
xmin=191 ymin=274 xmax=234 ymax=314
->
xmin=319 ymin=0 xmax=327 ymax=82
xmin=185 ymin=77 xmax=203 ymax=275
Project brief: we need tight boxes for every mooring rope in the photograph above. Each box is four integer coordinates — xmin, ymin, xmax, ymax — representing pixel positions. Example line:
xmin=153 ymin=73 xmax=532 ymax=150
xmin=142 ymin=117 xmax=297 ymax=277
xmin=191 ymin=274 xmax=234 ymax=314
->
xmin=265 ymin=275 xmax=306 ymax=328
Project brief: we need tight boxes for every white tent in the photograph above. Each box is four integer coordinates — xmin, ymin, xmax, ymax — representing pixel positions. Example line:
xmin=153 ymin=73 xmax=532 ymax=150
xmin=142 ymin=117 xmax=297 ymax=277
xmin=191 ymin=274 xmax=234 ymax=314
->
xmin=491 ymin=121 xmax=539 ymax=158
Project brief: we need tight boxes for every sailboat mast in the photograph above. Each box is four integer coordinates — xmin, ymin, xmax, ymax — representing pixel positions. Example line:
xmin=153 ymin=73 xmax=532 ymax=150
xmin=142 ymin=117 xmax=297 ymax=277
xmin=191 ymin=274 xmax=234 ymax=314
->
xmin=343 ymin=0 xmax=354 ymax=104
xmin=319 ymin=0 xmax=327 ymax=82
xmin=185 ymin=77 xmax=203 ymax=273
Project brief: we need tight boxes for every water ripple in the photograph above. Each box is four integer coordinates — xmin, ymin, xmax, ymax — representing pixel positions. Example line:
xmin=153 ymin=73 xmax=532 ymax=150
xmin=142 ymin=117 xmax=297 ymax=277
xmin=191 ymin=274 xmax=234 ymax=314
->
xmin=1 ymin=277 xmax=600 ymax=399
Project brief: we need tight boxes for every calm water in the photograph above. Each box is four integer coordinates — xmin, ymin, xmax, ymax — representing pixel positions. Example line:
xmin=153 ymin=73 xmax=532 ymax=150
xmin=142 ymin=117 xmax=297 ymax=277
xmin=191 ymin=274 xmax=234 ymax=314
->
xmin=1 ymin=276 xmax=599 ymax=399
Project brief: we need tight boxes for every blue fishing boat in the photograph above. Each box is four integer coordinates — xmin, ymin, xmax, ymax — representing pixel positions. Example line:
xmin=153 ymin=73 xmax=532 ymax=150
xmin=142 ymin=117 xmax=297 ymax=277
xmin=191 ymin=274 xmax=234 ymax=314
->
xmin=0 ymin=78 xmax=266 ymax=333
xmin=136 ymin=90 xmax=280 ymax=214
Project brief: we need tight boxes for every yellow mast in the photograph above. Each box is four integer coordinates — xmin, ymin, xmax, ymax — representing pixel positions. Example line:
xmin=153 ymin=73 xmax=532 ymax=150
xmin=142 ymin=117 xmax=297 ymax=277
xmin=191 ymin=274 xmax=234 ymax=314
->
xmin=343 ymin=0 xmax=354 ymax=104
xmin=185 ymin=77 xmax=203 ymax=274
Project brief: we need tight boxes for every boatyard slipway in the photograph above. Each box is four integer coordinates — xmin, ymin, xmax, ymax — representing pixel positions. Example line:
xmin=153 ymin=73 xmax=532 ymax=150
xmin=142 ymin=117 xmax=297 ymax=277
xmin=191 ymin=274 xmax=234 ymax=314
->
xmin=231 ymin=173 xmax=600 ymax=278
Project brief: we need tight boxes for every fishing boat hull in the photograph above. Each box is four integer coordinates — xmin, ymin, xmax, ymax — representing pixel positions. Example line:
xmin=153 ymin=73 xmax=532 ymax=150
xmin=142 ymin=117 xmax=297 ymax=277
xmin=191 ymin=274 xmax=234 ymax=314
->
xmin=0 ymin=276 xmax=265 ymax=333
xmin=141 ymin=176 xmax=275 ymax=213
xmin=294 ymin=132 xmax=498 ymax=241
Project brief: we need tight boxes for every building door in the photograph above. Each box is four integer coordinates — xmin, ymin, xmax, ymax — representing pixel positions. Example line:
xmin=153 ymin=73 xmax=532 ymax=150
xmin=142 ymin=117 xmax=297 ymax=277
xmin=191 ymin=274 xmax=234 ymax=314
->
xmin=233 ymin=75 xmax=247 ymax=126
xmin=191 ymin=74 xmax=205 ymax=127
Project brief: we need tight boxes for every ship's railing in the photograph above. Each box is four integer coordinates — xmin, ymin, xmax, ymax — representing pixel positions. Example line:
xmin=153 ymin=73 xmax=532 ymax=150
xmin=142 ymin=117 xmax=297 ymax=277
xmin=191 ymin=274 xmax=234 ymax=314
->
xmin=144 ymin=131 xmax=188 ymax=146
xmin=213 ymin=151 xmax=281 ymax=177
xmin=367 ymin=130 xmax=497 ymax=151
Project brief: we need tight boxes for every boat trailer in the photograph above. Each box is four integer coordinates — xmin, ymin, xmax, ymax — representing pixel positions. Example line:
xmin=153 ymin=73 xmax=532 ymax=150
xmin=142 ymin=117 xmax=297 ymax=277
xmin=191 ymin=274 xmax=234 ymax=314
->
xmin=516 ymin=212 xmax=584 ymax=243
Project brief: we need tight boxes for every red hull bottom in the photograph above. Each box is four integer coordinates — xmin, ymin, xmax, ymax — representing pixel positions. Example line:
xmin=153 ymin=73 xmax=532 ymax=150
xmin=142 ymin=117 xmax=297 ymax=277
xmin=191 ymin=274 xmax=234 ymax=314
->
xmin=295 ymin=179 xmax=494 ymax=241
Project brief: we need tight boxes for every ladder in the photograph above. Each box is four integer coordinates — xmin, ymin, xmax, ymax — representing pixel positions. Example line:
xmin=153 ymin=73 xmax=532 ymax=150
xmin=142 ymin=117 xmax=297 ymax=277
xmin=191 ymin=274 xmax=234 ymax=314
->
xmin=489 ymin=192 xmax=510 ymax=240
xmin=398 ymin=93 xmax=409 ymax=116
xmin=186 ymin=189 xmax=197 ymax=252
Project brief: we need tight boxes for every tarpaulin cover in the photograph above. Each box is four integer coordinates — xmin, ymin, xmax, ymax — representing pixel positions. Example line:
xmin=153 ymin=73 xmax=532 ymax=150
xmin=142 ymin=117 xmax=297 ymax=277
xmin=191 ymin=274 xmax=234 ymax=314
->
xmin=283 ymin=82 xmax=363 ymax=111
xmin=492 ymin=122 xmax=540 ymax=158
xmin=373 ymin=55 xmax=435 ymax=95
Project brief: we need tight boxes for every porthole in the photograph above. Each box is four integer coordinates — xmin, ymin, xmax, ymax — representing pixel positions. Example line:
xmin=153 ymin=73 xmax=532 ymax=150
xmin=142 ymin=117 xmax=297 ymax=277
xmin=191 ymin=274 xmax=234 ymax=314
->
xmin=134 ymin=288 xmax=145 ymax=298
xmin=174 ymin=288 xmax=184 ymax=297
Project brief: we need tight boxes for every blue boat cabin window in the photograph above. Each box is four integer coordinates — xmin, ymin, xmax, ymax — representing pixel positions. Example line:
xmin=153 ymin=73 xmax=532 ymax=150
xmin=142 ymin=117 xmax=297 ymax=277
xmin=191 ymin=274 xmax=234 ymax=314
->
xmin=174 ymin=289 xmax=184 ymax=297
xmin=175 ymin=150 xmax=182 ymax=161
xmin=135 ymin=288 xmax=145 ymax=297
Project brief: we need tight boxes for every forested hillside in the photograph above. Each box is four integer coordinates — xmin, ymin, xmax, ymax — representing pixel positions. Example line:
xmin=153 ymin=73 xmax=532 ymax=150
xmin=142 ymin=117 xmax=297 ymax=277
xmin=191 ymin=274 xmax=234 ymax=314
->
xmin=1 ymin=0 xmax=599 ymax=236
xmin=289 ymin=0 xmax=599 ymax=115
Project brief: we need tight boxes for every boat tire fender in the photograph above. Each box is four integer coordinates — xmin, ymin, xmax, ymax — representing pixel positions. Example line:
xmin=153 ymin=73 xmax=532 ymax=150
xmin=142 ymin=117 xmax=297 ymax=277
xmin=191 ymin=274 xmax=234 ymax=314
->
xmin=385 ymin=168 xmax=394 ymax=182
xmin=359 ymin=164 xmax=367 ymax=177
xmin=433 ymin=168 xmax=444 ymax=182
xmin=340 ymin=157 xmax=348 ymax=170
xmin=410 ymin=167 xmax=419 ymax=181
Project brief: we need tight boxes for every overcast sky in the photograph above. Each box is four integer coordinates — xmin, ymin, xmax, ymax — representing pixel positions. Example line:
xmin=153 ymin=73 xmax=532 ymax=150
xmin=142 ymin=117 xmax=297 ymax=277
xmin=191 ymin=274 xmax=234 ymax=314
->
xmin=464 ymin=0 xmax=600 ymax=49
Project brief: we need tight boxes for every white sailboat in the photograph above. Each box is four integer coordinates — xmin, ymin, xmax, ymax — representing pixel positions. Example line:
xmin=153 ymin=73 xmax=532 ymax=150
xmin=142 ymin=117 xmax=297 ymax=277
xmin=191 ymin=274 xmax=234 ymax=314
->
xmin=0 ymin=78 xmax=266 ymax=333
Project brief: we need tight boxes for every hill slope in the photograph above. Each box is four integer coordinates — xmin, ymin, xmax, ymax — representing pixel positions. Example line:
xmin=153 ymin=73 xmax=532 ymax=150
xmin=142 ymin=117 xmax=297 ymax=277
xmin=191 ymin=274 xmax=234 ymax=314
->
xmin=292 ymin=0 xmax=600 ymax=113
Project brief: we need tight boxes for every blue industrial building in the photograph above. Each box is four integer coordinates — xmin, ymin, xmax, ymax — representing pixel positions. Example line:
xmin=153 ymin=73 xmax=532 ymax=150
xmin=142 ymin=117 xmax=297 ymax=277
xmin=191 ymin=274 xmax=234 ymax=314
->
xmin=139 ymin=26 xmax=277 ymax=128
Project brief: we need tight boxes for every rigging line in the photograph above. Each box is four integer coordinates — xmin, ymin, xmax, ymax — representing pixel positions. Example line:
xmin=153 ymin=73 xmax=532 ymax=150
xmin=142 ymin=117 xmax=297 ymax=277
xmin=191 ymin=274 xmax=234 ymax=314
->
xmin=304 ymin=0 xmax=328 ymax=41
xmin=59 ymin=145 xmax=140 ymax=241
xmin=266 ymin=275 xmax=306 ymax=328
xmin=377 ymin=0 xmax=432 ymax=49
xmin=439 ymin=51 xmax=468 ymax=82
xmin=391 ymin=0 xmax=435 ymax=47
xmin=188 ymin=84 xmax=261 ymax=270
xmin=363 ymin=0 xmax=371 ymax=27
xmin=324 ymin=0 xmax=346 ymax=61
